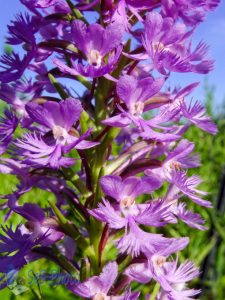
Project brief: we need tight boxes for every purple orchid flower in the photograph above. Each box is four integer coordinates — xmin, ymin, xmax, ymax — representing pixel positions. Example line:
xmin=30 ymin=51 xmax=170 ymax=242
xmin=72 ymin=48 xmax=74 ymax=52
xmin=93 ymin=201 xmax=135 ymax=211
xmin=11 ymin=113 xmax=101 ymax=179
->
xmin=90 ymin=175 xmax=165 ymax=229
xmin=28 ymin=62 xmax=59 ymax=94
xmin=103 ymin=74 xmax=164 ymax=126
xmin=0 ymin=110 xmax=19 ymax=155
xmin=181 ymin=100 xmax=218 ymax=134
xmin=69 ymin=261 xmax=140 ymax=299
xmin=23 ymin=0 xmax=63 ymax=8
xmin=175 ymin=202 xmax=207 ymax=230
xmin=108 ymin=0 xmax=159 ymax=31
xmin=15 ymin=132 xmax=75 ymax=168
xmin=0 ymin=80 xmax=43 ymax=128
xmin=90 ymin=175 xmax=188 ymax=258
xmin=167 ymin=170 xmax=211 ymax=208
xmin=144 ymin=197 xmax=207 ymax=231
xmin=7 ymin=16 xmax=51 ymax=63
xmin=0 ymin=225 xmax=30 ymax=255
xmin=166 ymin=260 xmax=200 ymax=299
xmin=164 ymin=140 xmax=200 ymax=170
xmin=6 ymin=13 xmax=37 ymax=46
xmin=0 ymin=12 xmax=39 ymax=82
xmin=25 ymin=98 xmax=81 ymax=131
xmin=144 ymin=140 xmax=210 ymax=224
xmin=0 ymin=225 xmax=46 ymax=274
xmin=0 ymin=158 xmax=73 ymax=210
xmin=90 ymin=198 xmax=169 ymax=230
xmin=100 ymin=174 xmax=162 ymax=203
xmin=0 ymin=51 xmax=34 ymax=83
xmin=53 ymin=20 xmax=124 ymax=78
xmin=15 ymin=98 xmax=98 ymax=168
xmin=145 ymin=139 xmax=201 ymax=182
xmin=0 ymin=158 xmax=29 ymax=178
xmin=125 ymin=258 xmax=200 ymax=300
xmin=103 ymin=75 xmax=181 ymax=142
xmin=138 ymin=12 xmax=214 ymax=75
xmin=116 ymin=217 xmax=189 ymax=258
xmin=161 ymin=0 xmax=220 ymax=26
xmin=9 ymin=201 xmax=64 ymax=246
xmin=0 ymin=83 xmax=23 ymax=108
xmin=20 ymin=0 xmax=60 ymax=10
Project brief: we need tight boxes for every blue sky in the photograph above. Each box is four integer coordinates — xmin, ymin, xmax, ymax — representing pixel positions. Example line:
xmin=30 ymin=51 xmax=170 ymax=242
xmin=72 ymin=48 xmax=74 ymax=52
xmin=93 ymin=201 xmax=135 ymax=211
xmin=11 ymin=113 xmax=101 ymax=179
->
xmin=0 ymin=2 xmax=225 ymax=109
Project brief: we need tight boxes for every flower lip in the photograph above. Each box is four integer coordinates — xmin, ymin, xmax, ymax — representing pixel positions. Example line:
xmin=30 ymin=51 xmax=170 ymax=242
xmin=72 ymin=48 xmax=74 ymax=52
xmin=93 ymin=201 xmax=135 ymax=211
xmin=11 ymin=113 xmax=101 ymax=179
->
xmin=93 ymin=292 xmax=107 ymax=300
xmin=152 ymin=254 xmax=166 ymax=269
xmin=152 ymin=41 xmax=165 ymax=52
xmin=16 ymin=107 xmax=26 ymax=117
xmin=52 ymin=125 xmax=68 ymax=144
xmin=25 ymin=221 xmax=36 ymax=232
xmin=120 ymin=197 xmax=136 ymax=209
xmin=130 ymin=101 xmax=144 ymax=116
xmin=87 ymin=49 xmax=102 ymax=67
xmin=173 ymin=282 xmax=186 ymax=292
xmin=165 ymin=161 xmax=181 ymax=174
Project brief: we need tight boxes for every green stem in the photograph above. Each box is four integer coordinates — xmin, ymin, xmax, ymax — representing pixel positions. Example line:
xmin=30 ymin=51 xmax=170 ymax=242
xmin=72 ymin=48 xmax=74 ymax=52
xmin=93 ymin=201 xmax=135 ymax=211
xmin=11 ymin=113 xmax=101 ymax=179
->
xmin=52 ymin=245 xmax=78 ymax=275
xmin=69 ymin=174 xmax=91 ymax=197
xmin=38 ymin=40 xmax=78 ymax=53
xmin=48 ymin=73 xmax=68 ymax=99
xmin=88 ymin=219 xmax=102 ymax=273
xmin=80 ymin=259 xmax=87 ymax=281
xmin=149 ymin=283 xmax=160 ymax=300
xmin=66 ymin=0 xmax=88 ymax=23
xmin=100 ymin=127 xmax=120 ymax=152
xmin=75 ymin=75 xmax=92 ymax=89
xmin=80 ymin=110 xmax=95 ymax=134
xmin=105 ymin=153 xmax=130 ymax=175
xmin=48 ymin=199 xmax=88 ymax=250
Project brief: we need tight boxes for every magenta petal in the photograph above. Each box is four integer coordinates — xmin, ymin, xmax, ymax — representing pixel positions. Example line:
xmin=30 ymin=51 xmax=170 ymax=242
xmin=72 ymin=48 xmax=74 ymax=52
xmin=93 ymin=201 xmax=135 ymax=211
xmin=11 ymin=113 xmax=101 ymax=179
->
xmin=117 ymin=218 xmax=168 ymax=257
xmin=53 ymin=58 xmax=80 ymax=76
xmin=122 ymin=176 xmax=162 ymax=198
xmin=43 ymin=98 xmax=82 ymax=131
xmin=26 ymin=98 xmax=82 ymax=131
xmin=10 ymin=203 xmax=45 ymax=223
xmin=69 ymin=261 xmax=118 ymax=297
xmin=134 ymin=200 xmax=169 ymax=227
xmin=26 ymin=101 xmax=56 ymax=128
xmin=49 ymin=144 xmax=62 ymax=168
xmin=181 ymin=100 xmax=218 ymax=134
xmin=89 ymin=199 xmax=127 ymax=229
xmin=100 ymin=175 xmax=123 ymax=201
xmin=169 ymin=170 xmax=212 ymax=208
xmin=116 ymin=74 xmax=164 ymax=109
xmin=102 ymin=113 xmax=131 ymax=127
xmin=73 ymin=139 xmax=99 ymax=150
xmin=125 ymin=262 xmax=152 ymax=284
xmin=98 ymin=262 xmax=118 ymax=293
xmin=158 ymin=237 xmax=189 ymax=257
xmin=176 ymin=203 xmax=207 ymax=230
xmin=140 ymin=125 xmax=180 ymax=142
xmin=63 ymin=129 xmax=93 ymax=153
xmin=72 ymin=20 xmax=124 ymax=56
xmin=100 ymin=175 xmax=162 ymax=203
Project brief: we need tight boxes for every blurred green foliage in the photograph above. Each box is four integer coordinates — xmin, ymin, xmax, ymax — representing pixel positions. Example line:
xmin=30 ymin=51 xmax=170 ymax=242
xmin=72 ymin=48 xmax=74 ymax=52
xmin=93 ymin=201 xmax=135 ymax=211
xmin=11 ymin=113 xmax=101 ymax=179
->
xmin=0 ymin=83 xmax=224 ymax=299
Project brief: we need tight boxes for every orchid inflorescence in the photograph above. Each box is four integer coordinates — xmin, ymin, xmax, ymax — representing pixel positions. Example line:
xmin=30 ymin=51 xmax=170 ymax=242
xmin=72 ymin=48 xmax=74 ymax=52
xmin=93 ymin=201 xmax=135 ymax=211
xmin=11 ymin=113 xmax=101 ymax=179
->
xmin=0 ymin=0 xmax=220 ymax=299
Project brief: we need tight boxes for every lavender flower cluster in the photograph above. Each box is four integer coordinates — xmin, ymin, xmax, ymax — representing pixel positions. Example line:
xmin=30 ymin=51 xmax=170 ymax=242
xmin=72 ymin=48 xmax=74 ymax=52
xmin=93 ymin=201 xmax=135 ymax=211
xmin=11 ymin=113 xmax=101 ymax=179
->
xmin=0 ymin=0 xmax=220 ymax=299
